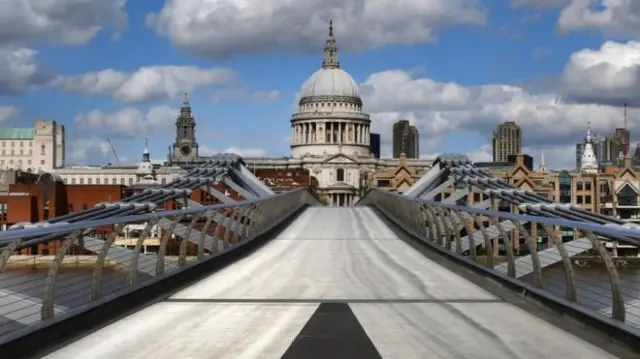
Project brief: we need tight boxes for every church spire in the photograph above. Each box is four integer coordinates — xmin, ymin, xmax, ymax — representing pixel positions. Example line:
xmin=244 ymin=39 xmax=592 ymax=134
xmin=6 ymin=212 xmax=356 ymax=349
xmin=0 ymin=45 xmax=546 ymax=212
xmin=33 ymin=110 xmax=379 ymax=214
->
xmin=322 ymin=20 xmax=340 ymax=69
xmin=183 ymin=92 xmax=190 ymax=107
xmin=177 ymin=92 xmax=195 ymax=124
xmin=142 ymin=138 xmax=150 ymax=162
xmin=539 ymin=151 xmax=547 ymax=172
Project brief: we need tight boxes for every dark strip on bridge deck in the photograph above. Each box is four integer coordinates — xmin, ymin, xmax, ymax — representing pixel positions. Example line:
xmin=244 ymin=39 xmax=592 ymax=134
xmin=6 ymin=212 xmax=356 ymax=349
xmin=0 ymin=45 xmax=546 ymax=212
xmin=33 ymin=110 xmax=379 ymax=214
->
xmin=280 ymin=302 xmax=382 ymax=359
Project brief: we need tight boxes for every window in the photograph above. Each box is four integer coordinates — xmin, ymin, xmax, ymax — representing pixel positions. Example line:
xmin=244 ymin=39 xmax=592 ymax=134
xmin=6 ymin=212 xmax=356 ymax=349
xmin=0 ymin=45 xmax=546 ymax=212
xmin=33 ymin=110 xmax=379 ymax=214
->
xmin=88 ymin=178 xmax=92 ymax=185
xmin=0 ymin=160 xmax=3 ymax=165
xmin=120 ymin=178 xmax=125 ymax=185
xmin=1 ymin=142 xmax=4 ymax=147
xmin=40 ymin=160 xmax=45 ymax=165
xmin=585 ymin=196 xmax=592 ymax=204
xmin=558 ymin=171 xmax=572 ymax=203
xmin=577 ymin=196 xmax=583 ymax=204
xmin=0 ymin=203 xmax=7 ymax=221
xmin=41 ymin=144 xmax=45 ymax=155
xmin=10 ymin=142 xmax=14 ymax=147
xmin=336 ymin=168 xmax=345 ymax=182
xmin=72 ymin=178 xmax=76 ymax=184
xmin=617 ymin=184 xmax=638 ymax=206
xmin=10 ymin=150 xmax=13 ymax=155
xmin=19 ymin=141 xmax=23 ymax=147
xmin=585 ymin=182 xmax=591 ymax=191
xmin=112 ymin=178 xmax=116 ymax=184
xmin=161 ymin=178 xmax=166 ymax=185
xmin=79 ymin=178 xmax=84 ymax=184
xmin=96 ymin=178 xmax=100 ymax=185
xmin=577 ymin=182 xmax=583 ymax=191
xmin=63 ymin=178 xmax=67 ymax=184
xmin=27 ymin=160 xmax=31 ymax=165
xmin=19 ymin=150 xmax=23 ymax=155
xmin=128 ymin=178 xmax=133 ymax=186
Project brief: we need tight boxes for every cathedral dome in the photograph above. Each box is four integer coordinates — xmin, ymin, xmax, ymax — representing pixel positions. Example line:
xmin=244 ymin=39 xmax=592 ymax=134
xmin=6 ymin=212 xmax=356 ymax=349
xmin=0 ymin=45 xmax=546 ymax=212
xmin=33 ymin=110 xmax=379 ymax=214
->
xmin=301 ymin=68 xmax=359 ymax=98
xmin=299 ymin=20 xmax=360 ymax=101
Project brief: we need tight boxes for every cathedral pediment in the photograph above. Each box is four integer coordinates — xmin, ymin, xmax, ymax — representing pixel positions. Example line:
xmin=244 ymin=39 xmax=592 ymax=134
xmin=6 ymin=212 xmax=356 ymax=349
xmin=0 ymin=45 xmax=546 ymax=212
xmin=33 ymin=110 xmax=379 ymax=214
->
xmin=324 ymin=153 xmax=357 ymax=164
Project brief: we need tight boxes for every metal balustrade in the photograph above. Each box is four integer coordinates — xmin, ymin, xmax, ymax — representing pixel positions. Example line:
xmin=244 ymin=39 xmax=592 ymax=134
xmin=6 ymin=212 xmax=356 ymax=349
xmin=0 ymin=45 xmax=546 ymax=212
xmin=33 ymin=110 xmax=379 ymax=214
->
xmin=0 ymin=188 xmax=318 ymax=342
xmin=0 ymin=151 xmax=320 ymax=344
xmin=360 ymin=188 xmax=640 ymax=331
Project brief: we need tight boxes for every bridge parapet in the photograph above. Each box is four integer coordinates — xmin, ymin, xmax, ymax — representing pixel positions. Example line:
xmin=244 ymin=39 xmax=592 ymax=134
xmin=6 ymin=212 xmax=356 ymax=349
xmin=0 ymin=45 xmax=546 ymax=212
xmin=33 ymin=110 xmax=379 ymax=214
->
xmin=360 ymin=189 xmax=640 ymax=335
xmin=0 ymin=153 xmax=319 ymax=345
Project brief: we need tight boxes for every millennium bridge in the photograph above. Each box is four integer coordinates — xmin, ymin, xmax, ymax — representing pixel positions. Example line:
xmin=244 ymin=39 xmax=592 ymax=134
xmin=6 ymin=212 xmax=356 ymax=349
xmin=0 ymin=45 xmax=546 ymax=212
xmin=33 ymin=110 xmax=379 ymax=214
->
xmin=0 ymin=154 xmax=639 ymax=358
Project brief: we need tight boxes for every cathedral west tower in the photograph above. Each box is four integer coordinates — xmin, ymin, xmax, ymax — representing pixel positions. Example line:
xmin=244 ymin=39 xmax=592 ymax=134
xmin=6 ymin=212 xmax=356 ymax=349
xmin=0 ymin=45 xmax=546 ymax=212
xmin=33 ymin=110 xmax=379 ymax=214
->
xmin=169 ymin=93 xmax=199 ymax=164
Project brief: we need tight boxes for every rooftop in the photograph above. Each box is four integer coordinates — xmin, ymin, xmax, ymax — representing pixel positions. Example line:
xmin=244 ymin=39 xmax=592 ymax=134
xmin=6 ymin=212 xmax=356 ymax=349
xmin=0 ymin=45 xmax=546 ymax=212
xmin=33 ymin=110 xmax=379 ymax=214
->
xmin=0 ymin=128 xmax=35 ymax=140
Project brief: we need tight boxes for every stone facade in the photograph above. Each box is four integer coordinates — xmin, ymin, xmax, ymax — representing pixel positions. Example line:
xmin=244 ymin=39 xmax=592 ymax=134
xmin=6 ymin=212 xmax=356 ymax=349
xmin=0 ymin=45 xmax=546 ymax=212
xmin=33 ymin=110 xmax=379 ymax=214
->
xmin=0 ymin=120 xmax=65 ymax=173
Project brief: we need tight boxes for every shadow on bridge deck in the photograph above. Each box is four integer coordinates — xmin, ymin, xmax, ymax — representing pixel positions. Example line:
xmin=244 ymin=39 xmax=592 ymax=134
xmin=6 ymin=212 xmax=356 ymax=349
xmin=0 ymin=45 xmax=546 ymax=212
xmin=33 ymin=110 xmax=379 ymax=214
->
xmin=29 ymin=207 xmax=637 ymax=359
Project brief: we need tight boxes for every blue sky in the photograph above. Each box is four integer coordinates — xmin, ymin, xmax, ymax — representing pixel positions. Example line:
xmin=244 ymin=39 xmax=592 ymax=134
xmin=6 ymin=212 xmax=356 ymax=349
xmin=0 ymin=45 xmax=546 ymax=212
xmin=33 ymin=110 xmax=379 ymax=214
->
xmin=1 ymin=0 xmax=639 ymax=169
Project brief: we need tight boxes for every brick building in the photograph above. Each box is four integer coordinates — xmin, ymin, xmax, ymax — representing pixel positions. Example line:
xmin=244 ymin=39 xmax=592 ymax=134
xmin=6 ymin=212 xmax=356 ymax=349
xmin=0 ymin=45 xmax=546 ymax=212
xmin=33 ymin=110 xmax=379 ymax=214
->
xmin=0 ymin=168 xmax=315 ymax=255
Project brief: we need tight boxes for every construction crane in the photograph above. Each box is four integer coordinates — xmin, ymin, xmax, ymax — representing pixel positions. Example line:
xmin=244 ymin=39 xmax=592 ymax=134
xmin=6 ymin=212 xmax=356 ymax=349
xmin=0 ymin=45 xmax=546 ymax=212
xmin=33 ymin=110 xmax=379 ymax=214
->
xmin=106 ymin=138 xmax=121 ymax=166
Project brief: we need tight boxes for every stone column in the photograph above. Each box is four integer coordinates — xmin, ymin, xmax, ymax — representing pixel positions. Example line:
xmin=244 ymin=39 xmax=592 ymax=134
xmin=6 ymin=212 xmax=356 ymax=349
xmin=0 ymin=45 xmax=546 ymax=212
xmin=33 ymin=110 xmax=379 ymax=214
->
xmin=313 ymin=123 xmax=317 ymax=142
xmin=305 ymin=123 xmax=309 ymax=143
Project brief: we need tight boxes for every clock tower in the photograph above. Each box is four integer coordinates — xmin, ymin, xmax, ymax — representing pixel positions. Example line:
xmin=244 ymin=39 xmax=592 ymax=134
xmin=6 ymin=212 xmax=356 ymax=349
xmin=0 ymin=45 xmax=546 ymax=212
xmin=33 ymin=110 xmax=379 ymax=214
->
xmin=169 ymin=92 xmax=199 ymax=164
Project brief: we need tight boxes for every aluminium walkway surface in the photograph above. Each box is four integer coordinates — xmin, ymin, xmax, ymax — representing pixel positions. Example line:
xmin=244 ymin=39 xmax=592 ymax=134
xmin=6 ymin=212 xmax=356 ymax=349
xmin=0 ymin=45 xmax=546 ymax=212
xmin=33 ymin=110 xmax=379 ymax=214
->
xmin=44 ymin=207 xmax=622 ymax=359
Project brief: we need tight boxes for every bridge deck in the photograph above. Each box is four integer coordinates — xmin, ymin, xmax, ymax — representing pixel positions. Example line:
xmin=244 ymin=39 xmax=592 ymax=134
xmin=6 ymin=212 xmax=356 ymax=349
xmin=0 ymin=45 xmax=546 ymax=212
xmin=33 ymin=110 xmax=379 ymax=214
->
xmin=44 ymin=207 xmax=619 ymax=359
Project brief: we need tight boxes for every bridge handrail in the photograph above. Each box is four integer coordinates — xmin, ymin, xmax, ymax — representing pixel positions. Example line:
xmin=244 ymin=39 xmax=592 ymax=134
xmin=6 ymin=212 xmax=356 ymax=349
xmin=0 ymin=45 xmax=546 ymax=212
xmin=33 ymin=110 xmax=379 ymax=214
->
xmin=360 ymin=188 xmax=640 ymax=336
xmin=364 ymin=189 xmax=640 ymax=246
xmin=0 ymin=188 xmax=319 ymax=346
xmin=0 ymin=189 xmax=309 ymax=245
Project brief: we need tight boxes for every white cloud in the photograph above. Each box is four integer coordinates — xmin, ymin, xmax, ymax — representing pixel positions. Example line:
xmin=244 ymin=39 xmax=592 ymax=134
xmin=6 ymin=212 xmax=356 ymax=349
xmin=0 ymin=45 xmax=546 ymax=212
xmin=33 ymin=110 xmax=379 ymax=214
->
xmin=0 ymin=106 xmax=19 ymax=122
xmin=200 ymin=145 xmax=267 ymax=158
xmin=66 ymin=137 xmax=113 ymax=163
xmin=0 ymin=0 xmax=128 ymax=94
xmin=557 ymin=0 xmax=640 ymax=37
xmin=560 ymin=40 xmax=640 ymax=106
xmin=360 ymin=52 xmax=640 ymax=170
xmin=146 ymin=0 xmax=486 ymax=58
xmin=362 ymin=69 xmax=629 ymax=150
xmin=514 ymin=0 xmax=640 ymax=37
xmin=0 ymin=0 xmax=128 ymax=47
xmin=74 ymin=105 xmax=177 ymax=136
xmin=51 ymin=66 xmax=236 ymax=103
xmin=0 ymin=47 xmax=41 ymax=93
